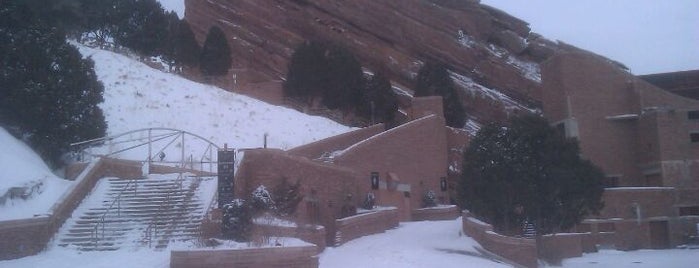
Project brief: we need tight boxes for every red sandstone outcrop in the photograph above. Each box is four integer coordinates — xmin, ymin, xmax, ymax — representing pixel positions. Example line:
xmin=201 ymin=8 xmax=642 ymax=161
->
xmin=184 ymin=0 xmax=581 ymax=125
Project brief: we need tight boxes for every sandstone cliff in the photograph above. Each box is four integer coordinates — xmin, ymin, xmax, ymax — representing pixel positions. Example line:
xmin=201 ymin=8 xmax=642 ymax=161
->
xmin=184 ymin=0 xmax=576 ymax=127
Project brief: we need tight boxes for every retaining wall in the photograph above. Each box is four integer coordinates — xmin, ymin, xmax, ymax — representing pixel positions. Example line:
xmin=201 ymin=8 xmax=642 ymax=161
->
xmin=1 ymin=158 xmax=207 ymax=260
xmin=170 ymin=245 xmax=318 ymax=268
xmin=0 ymin=159 xmax=103 ymax=260
xmin=411 ymin=205 xmax=460 ymax=221
xmin=461 ymin=211 xmax=537 ymax=268
xmin=252 ymin=224 xmax=327 ymax=252
xmin=0 ymin=217 xmax=51 ymax=260
xmin=334 ymin=208 xmax=399 ymax=246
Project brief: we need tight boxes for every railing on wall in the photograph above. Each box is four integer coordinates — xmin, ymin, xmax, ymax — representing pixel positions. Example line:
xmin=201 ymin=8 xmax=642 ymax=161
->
xmin=71 ymin=128 xmax=221 ymax=175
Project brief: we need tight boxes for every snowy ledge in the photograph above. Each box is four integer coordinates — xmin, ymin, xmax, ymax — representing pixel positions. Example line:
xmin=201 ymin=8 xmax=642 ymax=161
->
xmin=170 ymin=238 xmax=318 ymax=267
xmin=415 ymin=204 xmax=457 ymax=211
xmin=604 ymin=187 xmax=675 ymax=191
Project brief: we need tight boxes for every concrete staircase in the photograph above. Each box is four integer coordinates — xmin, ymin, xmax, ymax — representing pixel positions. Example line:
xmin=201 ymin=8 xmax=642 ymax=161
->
xmin=55 ymin=174 xmax=214 ymax=251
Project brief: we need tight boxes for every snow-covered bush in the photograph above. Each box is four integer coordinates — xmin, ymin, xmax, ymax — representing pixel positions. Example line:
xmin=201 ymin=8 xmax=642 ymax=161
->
xmin=222 ymin=199 xmax=252 ymax=242
xmin=422 ymin=190 xmax=437 ymax=208
xmin=362 ymin=192 xmax=376 ymax=210
xmin=273 ymin=178 xmax=303 ymax=216
xmin=250 ymin=185 xmax=275 ymax=214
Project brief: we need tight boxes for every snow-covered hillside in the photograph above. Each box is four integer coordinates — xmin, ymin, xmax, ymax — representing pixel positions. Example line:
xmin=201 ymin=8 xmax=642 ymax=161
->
xmin=76 ymin=43 xmax=354 ymax=160
xmin=0 ymin=128 xmax=73 ymax=220
xmin=1 ymin=43 xmax=354 ymax=220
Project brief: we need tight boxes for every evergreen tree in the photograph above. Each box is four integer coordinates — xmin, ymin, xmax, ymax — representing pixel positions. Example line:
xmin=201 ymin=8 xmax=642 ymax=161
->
xmin=322 ymin=46 xmax=364 ymax=112
xmin=360 ymin=72 xmax=398 ymax=124
xmin=283 ymin=41 xmax=365 ymax=113
xmin=162 ymin=17 xmax=200 ymax=71
xmin=459 ymin=115 xmax=605 ymax=235
xmin=200 ymin=25 xmax=232 ymax=76
xmin=0 ymin=1 xmax=106 ymax=167
xmin=283 ymin=41 xmax=329 ymax=104
xmin=112 ymin=0 xmax=169 ymax=56
xmin=415 ymin=62 xmax=466 ymax=128
xmin=222 ymin=199 xmax=252 ymax=242
xmin=78 ymin=0 xmax=119 ymax=46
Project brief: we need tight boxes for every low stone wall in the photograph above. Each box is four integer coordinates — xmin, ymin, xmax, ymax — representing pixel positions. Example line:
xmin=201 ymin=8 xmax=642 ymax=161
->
xmin=0 ymin=217 xmax=51 ymax=260
xmin=411 ymin=205 xmax=460 ymax=221
xmin=334 ymin=208 xmax=399 ymax=246
xmin=540 ymin=233 xmax=585 ymax=264
xmin=462 ymin=211 xmax=537 ymax=268
xmin=1 ymin=157 xmax=211 ymax=260
xmin=170 ymin=245 xmax=318 ymax=268
xmin=252 ymin=224 xmax=327 ymax=253
xmin=0 ymin=159 xmax=103 ymax=260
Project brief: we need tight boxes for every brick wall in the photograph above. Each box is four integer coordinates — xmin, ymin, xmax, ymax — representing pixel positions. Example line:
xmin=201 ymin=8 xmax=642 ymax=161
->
xmin=0 ymin=159 xmax=104 ymax=260
xmin=334 ymin=208 xmax=399 ymax=246
xmin=235 ymin=149 xmax=358 ymax=244
xmin=539 ymin=233 xmax=584 ymax=264
xmin=1 ymin=157 xmax=210 ymax=260
xmin=597 ymin=188 xmax=676 ymax=219
xmin=251 ymin=224 xmax=327 ymax=252
xmin=461 ymin=210 xmax=537 ymax=268
xmin=0 ymin=217 xmax=51 ymax=260
xmin=335 ymin=115 xmax=449 ymax=215
xmin=170 ymin=245 xmax=318 ymax=268
xmin=411 ymin=205 xmax=460 ymax=221
xmin=541 ymin=51 xmax=699 ymax=187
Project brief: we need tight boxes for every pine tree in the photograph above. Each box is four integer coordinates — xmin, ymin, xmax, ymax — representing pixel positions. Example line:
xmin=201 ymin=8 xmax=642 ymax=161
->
xmin=78 ymin=0 xmax=119 ymax=46
xmin=283 ymin=41 xmax=329 ymax=105
xmin=200 ymin=25 xmax=232 ymax=76
xmin=162 ymin=18 xmax=200 ymax=71
xmin=322 ymin=46 xmax=363 ymax=112
xmin=415 ymin=62 xmax=466 ymax=128
xmin=360 ymin=72 xmax=398 ymax=124
xmin=112 ymin=0 xmax=169 ymax=56
xmin=459 ymin=115 xmax=605 ymax=235
xmin=222 ymin=199 xmax=252 ymax=242
xmin=0 ymin=1 xmax=106 ymax=167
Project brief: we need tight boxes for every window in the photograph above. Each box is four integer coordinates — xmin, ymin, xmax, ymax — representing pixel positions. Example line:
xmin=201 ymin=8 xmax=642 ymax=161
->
xmin=691 ymin=133 xmax=699 ymax=143
xmin=688 ymin=110 xmax=699 ymax=120
xmin=603 ymin=176 xmax=620 ymax=188
xmin=679 ymin=206 xmax=699 ymax=216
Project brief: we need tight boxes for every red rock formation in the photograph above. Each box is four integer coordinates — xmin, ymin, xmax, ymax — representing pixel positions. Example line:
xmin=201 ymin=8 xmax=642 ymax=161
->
xmin=184 ymin=0 xmax=576 ymax=125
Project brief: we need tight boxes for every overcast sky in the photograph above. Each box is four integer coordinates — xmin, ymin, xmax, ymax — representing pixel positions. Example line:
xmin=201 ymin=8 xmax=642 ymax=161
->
xmin=480 ymin=0 xmax=699 ymax=75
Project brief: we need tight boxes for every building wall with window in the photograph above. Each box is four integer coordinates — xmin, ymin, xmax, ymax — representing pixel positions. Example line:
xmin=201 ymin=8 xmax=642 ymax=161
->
xmin=541 ymin=51 xmax=699 ymax=249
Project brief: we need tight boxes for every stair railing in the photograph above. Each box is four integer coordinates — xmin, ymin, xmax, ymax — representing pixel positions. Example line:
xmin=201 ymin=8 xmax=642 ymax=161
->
xmin=89 ymin=178 xmax=138 ymax=248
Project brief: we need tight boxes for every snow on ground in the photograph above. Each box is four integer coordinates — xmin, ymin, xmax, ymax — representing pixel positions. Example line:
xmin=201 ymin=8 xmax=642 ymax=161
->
xmin=76 ymin=43 xmax=355 ymax=161
xmin=0 ymin=127 xmax=73 ymax=220
xmin=319 ymin=218 xmax=511 ymax=268
xmin=557 ymin=248 xmax=699 ymax=268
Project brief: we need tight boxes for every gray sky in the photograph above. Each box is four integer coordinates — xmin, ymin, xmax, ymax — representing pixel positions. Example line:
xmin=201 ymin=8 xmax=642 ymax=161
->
xmin=480 ymin=0 xmax=699 ymax=75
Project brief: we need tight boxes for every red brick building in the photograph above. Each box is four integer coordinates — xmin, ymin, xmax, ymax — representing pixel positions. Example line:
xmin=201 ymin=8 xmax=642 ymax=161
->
xmin=234 ymin=96 xmax=458 ymax=245
xmin=542 ymin=51 xmax=699 ymax=250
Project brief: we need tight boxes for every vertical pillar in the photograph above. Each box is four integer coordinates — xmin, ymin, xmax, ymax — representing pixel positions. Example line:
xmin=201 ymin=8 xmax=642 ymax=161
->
xmin=218 ymin=145 xmax=235 ymax=208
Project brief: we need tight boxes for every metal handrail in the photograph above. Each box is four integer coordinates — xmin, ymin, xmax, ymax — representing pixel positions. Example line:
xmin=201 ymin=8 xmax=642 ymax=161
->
xmin=142 ymin=173 xmax=180 ymax=248
xmin=89 ymin=179 xmax=138 ymax=248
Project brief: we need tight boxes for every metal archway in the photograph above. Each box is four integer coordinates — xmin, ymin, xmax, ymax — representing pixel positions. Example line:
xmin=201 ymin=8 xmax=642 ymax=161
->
xmin=71 ymin=128 xmax=222 ymax=173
